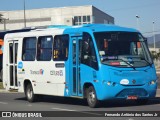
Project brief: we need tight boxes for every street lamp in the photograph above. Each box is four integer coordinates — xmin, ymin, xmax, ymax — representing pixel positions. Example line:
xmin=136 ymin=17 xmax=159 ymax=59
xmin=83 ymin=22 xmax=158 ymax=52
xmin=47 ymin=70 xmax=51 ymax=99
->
xmin=136 ymin=15 xmax=140 ymax=30
xmin=152 ymin=21 xmax=156 ymax=51
xmin=24 ymin=0 xmax=26 ymax=28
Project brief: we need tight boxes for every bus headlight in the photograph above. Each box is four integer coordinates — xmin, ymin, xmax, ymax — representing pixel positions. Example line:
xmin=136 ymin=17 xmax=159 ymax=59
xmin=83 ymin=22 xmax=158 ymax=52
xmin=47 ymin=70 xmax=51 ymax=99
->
xmin=107 ymin=81 xmax=111 ymax=86
xmin=149 ymin=80 xmax=156 ymax=85
xmin=103 ymin=80 xmax=116 ymax=86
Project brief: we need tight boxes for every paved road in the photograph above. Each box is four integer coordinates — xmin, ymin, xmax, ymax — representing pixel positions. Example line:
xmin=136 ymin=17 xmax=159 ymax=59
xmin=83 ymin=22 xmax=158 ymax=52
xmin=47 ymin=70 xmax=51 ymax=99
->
xmin=0 ymin=91 xmax=160 ymax=120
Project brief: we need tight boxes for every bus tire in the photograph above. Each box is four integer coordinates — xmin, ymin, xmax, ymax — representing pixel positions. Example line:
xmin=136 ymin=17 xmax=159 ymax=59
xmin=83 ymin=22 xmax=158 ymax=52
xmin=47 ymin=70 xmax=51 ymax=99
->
xmin=135 ymin=99 xmax=148 ymax=105
xmin=86 ymin=86 xmax=99 ymax=108
xmin=26 ymin=84 xmax=37 ymax=102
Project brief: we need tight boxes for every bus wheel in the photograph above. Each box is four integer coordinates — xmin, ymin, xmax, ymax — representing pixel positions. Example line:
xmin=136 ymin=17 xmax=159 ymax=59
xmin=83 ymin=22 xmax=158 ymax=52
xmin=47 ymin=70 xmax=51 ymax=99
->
xmin=135 ymin=99 xmax=148 ymax=105
xmin=86 ymin=86 xmax=99 ymax=108
xmin=26 ymin=84 xmax=37 ymax=102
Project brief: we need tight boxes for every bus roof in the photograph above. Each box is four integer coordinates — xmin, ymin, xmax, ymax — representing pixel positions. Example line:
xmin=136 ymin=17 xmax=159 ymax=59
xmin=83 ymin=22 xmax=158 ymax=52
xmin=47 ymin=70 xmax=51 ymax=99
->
xmin=81 ymin=24 xmax=139 ymax=32
xmin=62 ymin=24 xmax=139 ymax=33
xmin=4 ymin=24 xmax=139 ymax=39
xmin=0 ymin=28 xmax=32 ymax=39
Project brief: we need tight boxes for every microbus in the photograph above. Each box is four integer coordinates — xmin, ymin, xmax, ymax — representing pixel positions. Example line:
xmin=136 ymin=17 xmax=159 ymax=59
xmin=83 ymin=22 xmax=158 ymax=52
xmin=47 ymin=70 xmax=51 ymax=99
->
xmin=3 ymin=24 xmax=157 ymax=107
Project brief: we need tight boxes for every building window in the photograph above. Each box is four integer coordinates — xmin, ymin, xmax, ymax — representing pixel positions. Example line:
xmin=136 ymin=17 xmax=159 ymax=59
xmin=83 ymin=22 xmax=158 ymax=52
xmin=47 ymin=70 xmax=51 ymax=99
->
xmin=53 ymin=35 xmax=69 ymax=61
xmin=104 ymin=19 xmax=109 ymax=24
xmin=37 ymin=36 xmax=53 ymax=61
xmin=83 ymin=16 xmax=86 ymax=22
xmin=74 ymin=16 xmax=78 ymax=23
xmin=78 ymin=16 xmax=81 ymax=22
xmin=74 ymin=15 xmax=91 ymax=25
xmin=87 ymin=16 xmax=90 ymax=22
xmin=22 ymin=37 xmax=36 ymax=61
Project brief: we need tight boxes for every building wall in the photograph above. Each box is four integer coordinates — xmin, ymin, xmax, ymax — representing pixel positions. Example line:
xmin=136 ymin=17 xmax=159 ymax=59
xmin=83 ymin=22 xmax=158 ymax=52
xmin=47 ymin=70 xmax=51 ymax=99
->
xmin=92 ymin=6 xmax=114 ymax=24
xmin=0 ymin=5 xmax=114 ymax=31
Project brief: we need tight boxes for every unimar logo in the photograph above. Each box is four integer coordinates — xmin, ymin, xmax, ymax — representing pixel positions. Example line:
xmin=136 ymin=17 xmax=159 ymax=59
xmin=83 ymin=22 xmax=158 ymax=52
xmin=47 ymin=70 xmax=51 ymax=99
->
xmin=30 ymin=69 xmax=44 ymax=75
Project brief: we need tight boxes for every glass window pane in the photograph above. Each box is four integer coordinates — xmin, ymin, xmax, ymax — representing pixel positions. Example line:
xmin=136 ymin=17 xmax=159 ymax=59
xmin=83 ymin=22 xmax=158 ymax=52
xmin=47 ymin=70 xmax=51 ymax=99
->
xmin=15 ymin=43 xmax=18 ymax=63
xmin=22 ymin=37 xmax=36 ymax=61
xmin=83 ymin=16 xmax=86 ymax=22
xmin=81 ymin=32 xmax=98 ymax=70
xmin=37 ymin=36 xmax=53 ymax=61
xmin=74 ymin=16 xmax=78 ymax=22
xmin=53 ymin=35 xmax=69 ymax=61
xmin=78 ymin=16 xmax=81 ymax=22
xmin=87 ymin=16 xmax=90 ymax=22
xmin=9 ymin=43 xmax=13 ymax=63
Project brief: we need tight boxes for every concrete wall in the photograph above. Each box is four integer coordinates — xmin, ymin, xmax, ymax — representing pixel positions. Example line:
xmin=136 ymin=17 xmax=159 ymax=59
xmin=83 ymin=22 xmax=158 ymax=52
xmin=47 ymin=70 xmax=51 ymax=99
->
xmin=92 ymin=6 xmax=114 ymax=24
xmin=0 ymin=5 xmax=114 ymax=31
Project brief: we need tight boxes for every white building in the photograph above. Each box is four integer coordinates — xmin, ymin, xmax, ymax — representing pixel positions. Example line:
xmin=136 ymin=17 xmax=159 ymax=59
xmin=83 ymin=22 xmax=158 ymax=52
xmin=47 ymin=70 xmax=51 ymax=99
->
xmin=0 ymin=5 xmax=114 ymax=31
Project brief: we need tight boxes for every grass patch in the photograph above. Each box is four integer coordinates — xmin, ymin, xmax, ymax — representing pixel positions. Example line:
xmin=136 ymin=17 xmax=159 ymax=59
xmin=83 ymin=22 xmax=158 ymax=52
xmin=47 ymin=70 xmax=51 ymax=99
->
xmin=9 ymin=89 xmax=18 ymax=92
xmin=0 ymin=82 xmax=4 ymax=89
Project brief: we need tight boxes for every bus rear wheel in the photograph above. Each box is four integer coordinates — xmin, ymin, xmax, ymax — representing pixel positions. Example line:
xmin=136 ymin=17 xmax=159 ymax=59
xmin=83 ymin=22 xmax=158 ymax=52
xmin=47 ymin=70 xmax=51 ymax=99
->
xmin=86 ymin=86 xmax=99 ymax=108
xmin=26 ymin=84 xmax=37 ymax=102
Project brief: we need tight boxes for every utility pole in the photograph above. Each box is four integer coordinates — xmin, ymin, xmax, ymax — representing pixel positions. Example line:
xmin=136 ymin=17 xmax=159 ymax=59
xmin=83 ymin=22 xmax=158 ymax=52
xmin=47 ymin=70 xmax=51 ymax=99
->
xmin=136 ymin=15 xmax=140 ymax=30
xmin=0 ymin=14 xmax=9 ymax=31
xmin=152 ymin=21 xmax=156 ymax=52
xmin=24 ymin=0 xmax=26 ymax=28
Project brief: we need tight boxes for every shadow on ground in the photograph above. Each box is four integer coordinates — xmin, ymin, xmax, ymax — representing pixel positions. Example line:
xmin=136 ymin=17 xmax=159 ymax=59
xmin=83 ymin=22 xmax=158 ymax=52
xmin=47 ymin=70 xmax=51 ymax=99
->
xmin=15 ymin=95 xmax=160 ymax=108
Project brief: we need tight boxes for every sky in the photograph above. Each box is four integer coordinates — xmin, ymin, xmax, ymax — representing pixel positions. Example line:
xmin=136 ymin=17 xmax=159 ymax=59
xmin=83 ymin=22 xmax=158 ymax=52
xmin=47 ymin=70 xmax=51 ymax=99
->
xmin=0 ymin=0 xmax=160 ymax=37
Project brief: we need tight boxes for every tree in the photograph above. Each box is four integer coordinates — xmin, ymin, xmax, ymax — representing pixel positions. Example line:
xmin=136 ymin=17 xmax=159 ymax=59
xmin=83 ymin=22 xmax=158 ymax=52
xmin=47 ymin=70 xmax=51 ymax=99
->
xmin=150 ymin=49 xmax=160 ymax=60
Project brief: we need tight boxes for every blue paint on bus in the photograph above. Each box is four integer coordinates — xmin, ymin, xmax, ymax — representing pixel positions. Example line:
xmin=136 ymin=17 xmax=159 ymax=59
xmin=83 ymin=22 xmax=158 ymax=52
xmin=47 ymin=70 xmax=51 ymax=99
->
xmin=61 ymin=24 xmax=157 ymax=101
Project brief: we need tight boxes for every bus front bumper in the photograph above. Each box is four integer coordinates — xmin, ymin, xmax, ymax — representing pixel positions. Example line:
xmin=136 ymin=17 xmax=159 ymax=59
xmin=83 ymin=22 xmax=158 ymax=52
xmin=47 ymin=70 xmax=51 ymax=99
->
xmin=96 ymin=82 xmax=157 ymax=100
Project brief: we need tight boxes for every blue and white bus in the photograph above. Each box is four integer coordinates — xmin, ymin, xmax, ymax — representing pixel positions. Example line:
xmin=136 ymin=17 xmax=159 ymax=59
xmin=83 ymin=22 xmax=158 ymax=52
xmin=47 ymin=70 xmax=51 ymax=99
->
xmin=3 ymin=24 xmax=157 ymax=107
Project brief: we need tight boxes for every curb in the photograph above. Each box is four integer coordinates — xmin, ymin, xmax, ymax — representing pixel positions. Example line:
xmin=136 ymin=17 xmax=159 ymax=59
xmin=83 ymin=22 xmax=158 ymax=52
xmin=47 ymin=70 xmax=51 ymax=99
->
xmin=0 ymin=89 xmax=18 ymax=93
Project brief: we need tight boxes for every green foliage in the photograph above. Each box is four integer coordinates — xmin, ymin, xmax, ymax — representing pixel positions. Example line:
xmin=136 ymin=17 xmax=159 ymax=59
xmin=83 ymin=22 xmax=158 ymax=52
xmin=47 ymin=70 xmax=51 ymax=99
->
xmin=0 ymin=82 xmax=4 ymax=89
xmin=150 ymin=49 xmax=160 ymax=60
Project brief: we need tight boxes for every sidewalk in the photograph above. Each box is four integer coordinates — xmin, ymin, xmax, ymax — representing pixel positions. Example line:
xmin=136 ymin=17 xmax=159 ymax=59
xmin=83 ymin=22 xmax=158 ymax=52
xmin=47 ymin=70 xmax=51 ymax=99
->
xmin=156 ymin=89 xmax=160 ymax=97
xmin=0 ymin=89 xmax=18 ymax=93
xmin=0 ymin=89 xmax=8 ymax=93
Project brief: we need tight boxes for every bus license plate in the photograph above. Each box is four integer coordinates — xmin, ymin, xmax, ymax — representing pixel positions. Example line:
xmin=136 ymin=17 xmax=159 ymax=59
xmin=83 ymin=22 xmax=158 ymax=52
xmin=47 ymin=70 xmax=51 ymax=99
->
xmin=127 ymin=95 xmax=138 ymax=100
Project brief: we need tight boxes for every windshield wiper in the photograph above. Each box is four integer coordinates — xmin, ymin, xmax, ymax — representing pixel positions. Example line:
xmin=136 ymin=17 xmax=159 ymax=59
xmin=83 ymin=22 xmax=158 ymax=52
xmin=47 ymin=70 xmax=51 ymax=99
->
xmin=101 ymin=56 xmax=136 ymax=70
xmin=118 ymin=58 xmax=136 ymax=70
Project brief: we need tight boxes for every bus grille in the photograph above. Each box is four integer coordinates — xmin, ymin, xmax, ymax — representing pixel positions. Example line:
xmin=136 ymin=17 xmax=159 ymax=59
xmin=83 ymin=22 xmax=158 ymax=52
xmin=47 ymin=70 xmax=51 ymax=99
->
xmin=116 ymin=88 xmax=148 ymax=98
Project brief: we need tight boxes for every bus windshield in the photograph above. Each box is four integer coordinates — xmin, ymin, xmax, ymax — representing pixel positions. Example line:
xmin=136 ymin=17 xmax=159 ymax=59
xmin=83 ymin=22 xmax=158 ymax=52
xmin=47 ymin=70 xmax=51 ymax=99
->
xmin=94 ymin=32 xmax=153 ymax=68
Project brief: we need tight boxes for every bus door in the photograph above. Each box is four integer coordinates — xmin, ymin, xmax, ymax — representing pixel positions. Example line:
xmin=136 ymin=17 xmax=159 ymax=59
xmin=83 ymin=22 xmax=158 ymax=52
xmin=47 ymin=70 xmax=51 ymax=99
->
xmin=71 ymin=36 xmax=82 ymax=96
xmin=7 ymin=41 xmax=18 ymax=89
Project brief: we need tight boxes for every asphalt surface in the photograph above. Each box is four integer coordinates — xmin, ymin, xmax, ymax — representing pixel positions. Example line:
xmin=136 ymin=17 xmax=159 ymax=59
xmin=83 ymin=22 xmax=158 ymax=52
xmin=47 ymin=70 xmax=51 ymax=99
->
xmin=0 ymin=73 xmax=160 ymax=120
xmin=0 ymin=91 xmax=160 ymax=120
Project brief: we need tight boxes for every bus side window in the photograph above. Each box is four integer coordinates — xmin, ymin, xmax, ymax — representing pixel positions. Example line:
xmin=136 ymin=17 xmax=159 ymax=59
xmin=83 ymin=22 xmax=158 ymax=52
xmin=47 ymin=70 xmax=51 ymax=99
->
xmin=81 ymin=32 xmax=98 ymax=70
xmin=37 ymin=36 xmax=53 ymax=61
xmin=53 ymin=35 xmax=69 ymax=61
xmin=22 ymin=37 xmax=36 ymax=61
